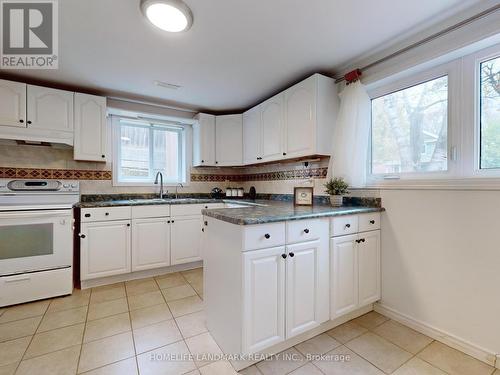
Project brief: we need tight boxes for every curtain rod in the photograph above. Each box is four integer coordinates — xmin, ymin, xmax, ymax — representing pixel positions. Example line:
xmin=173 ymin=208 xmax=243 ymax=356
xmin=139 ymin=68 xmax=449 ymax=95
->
xmin=335 ymin=3 xmax=500 ymax=83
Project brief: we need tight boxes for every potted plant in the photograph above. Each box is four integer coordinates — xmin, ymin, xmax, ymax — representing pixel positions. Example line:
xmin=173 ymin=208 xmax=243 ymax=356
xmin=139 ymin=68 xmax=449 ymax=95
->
xmin=324 ymin=177 xmax=349 ymax=207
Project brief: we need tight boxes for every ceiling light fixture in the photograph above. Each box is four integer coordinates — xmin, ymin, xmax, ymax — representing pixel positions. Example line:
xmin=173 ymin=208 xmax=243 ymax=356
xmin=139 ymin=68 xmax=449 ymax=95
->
xmin=141 ymin=0 xmax=193 ymax=33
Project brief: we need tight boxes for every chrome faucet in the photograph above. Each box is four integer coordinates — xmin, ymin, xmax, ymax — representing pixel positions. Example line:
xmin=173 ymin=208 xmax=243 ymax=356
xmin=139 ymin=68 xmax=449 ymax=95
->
xmin=175 ymin=183 xmax=183 ymax=199
xmin=154 ymin=172 xmax=164 ymax=199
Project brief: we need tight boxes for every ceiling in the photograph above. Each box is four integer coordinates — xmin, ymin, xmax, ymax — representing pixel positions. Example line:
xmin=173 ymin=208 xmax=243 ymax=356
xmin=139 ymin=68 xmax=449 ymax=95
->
xmin=0 ymin=0 xmax=483 ymax=113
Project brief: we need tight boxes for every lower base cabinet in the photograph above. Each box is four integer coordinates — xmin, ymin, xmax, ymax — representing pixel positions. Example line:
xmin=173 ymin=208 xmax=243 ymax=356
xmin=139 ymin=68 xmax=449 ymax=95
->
xmin=80 ymin=220 xmax=131 ymax=280
xmin=132 ymin=218 xmax=171 ymax=272
xmin=171 ymin=216 xmax=203 ymax=265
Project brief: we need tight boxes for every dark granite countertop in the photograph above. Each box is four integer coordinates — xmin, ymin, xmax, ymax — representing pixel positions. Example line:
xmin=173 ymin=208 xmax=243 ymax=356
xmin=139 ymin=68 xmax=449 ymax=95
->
xmin=202 ymin=201 xmax=384 ymax=225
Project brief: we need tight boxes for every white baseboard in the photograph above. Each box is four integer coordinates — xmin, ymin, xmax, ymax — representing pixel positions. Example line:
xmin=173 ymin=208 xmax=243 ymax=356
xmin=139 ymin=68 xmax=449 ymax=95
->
xmin=374 ymin=303 xmax=498 ymax=369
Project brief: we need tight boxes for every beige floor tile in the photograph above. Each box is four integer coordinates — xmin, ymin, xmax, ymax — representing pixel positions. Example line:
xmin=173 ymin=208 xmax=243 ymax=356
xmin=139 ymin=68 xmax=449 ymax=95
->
xmin=16 ymin=345 xmax=81 ymax=375
xmin=185 ymin=332 xmax=223 ymax=367
xmin=130 ymin=303 xmax=173 ymax=330
xmin=90 ymin=284 xmax=126 ymax=304
xmin=200 ymin=360 xmax=238 ymax=375
xmin=37 ymin=306 xmax=88 ymax=332
xmin=313 ymin=345 xmax=384 ymax=375
xmin=238 ymin=365 xmax=262 ymax=375
xmin=345 ymin=332 xmax=413 ymax=374
xmin=80 ymin=357 xmax=138 ymax=375
xmin=155 ymin=273 xmax=188 ymax=289
xmin=78 ymin=331 xmax=135 ymax=373
xmin=256 ymin=347 xmax=306 ymax=375
xmin=288 ymin=363 xmax=323 ymax=375
xmin=418 ymin=341 xmax=494 ymax=375
xmin=0 ymin=316 xmax=42 ymax=342
xmin=136 ymin=340 xmax=196 ymax=375
xmin=24 ymin=323 xmax=84 ymax=359
xmin=125 ymin=278 xmax=159 ymax=296
xmin=175 ymin=311 xmax=207 ymax=338
xmin=326 ymin=321 xmax=368 ymax=344
xmin=494 ymin=370 xmax=500 ymax=375
xmin=0 ymin=336 xmax=31 ymax=367
xmin=353 ymin=311 xmax=389 ymax=330
xmin=0 ymin=363 xmax=17 ymax=375
xmin=0 ymin=309 xmax=4 ymax=317
xmin=48 ymin=289 xmax=90 ymax=313
xmin=393 ymin=357 xmax=447 ymax=375
xmin=168 ymin=295 xmax=204 ymax=318
xmin=295 ymin=333 xmax=341 ymax=357
xmin=161 ymin=284 xmax=197 ymax=302
xmin=186 ymin=371 xmax=201 ymax=375
xmin=0 ymin=300 xmax=50 ymax=324
xmin=87 ymin=298 xmax=128 ymax=321
xmin=83 ymin=312 xmax=131 ymax=343
xmin=128 ymin=290 xmax=165 ymax=311
xmin=373 ymin=320 xmax=433 ymax=354
xmin=133 ymin=319 xmax=182 ymax=354
xmin=190 ymin=280 xmax=204 ymax=295
xmin=181 ymin=268 xmax=203 ymax=281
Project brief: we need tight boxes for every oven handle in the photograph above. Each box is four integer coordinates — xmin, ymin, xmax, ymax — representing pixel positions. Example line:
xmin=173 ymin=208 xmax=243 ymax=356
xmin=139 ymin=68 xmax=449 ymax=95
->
xmin=0 ymin=210 xmax=73 ymax=220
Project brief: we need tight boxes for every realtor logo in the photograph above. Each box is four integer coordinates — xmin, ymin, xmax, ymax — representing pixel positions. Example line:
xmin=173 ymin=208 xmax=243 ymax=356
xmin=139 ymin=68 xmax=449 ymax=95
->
xmin=1 ymin=0 xmax=58 ymax=69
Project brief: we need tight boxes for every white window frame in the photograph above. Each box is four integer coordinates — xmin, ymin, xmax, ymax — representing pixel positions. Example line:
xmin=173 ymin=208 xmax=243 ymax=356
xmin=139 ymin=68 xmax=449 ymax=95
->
xmin=366 ymin=60 xmax=461 ymax=186
xmin=112 ymin=115 xmax=191 ymax=187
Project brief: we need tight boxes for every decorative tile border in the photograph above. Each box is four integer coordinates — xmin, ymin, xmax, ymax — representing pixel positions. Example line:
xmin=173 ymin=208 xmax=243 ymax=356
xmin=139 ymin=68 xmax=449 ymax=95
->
xmin=191 ymin=167 xmax=328 ymax=182
xmin=0 ymin=167 xmax=112 ymax=180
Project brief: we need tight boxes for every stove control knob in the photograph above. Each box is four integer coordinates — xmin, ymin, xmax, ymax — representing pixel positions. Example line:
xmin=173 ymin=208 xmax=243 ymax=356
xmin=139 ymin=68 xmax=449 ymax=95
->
xmin=71 ymin=184 xmax=77 ymax=188
xmin=63 ymin=184 xmax=69 ymax=188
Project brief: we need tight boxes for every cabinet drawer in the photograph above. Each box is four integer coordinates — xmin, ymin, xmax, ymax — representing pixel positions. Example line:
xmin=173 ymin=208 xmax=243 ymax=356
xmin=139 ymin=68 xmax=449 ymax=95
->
xmin=243 ymin=222 xmax=286 ymax=251
xmin=81 ymin=206 xmax=131 ymax=222
xmin=132 ymin=205 xmax=170 ymax=219
xmin=286 ymin=218 xmax=325 ymax=244
xmin=171 ymin=204 xmax=206 ymax=216
xmin=359 ymin=213 xmax=381 ymax=232
xmin=330 ymin=215 xmax=358 ymax=237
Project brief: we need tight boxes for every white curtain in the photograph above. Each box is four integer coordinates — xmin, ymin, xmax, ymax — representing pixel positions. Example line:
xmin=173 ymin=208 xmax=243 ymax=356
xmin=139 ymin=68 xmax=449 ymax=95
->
xmin=327 ymin=81 xmax=371 ymax=187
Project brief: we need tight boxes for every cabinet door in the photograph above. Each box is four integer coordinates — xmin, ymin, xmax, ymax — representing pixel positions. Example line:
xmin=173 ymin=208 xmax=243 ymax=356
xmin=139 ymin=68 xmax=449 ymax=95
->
xmin=170 ymin=216 xmax=202 ymax=265
xmin=284 ymin=76 xmax=316 ymax=158
xmin=132 ymin=218 xmax=170 ymax=272
xmin=242 ymin=246 xmax=286 ymax=353
xmin=331 ymin=234 xmax=358 ymax=319
xmin=243 ymin=106 xmax=261 ymax=164
xmin=193 ymin=113 xmax=216 ymax=166
xmin=27 ymin=85 xmax=74 ymax=132
xmin=286 ymin=239 xmax=329 ymax=338
xmin=0 ymin=79 xmax=26 ymax=127
xmin=80 ymin=220 xmax=131 ymax=280
xmin=74 ymin=93 xmax=107 ymax=161
xmin=261 ymin=94 xmax=284 ymax=162
xmin=358 ymin=230 xmax=381 ymax=306
xmin=215 ymin=114 xmax=243 ymax=166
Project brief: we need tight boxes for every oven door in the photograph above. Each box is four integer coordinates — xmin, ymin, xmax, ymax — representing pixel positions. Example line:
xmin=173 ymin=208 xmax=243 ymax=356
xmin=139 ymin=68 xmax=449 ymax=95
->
xmin=0 ymin=209 xmax=73 ymax=276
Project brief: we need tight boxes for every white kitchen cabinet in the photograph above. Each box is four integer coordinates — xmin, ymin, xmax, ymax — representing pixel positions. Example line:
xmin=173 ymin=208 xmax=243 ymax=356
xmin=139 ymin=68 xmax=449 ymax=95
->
xmin=215 ymin=114 xmax=243 ymax=166
xmin=170 ymin=215 xmax=203 ymax=265
xmin=358 ymin=230 xmax=381 ymax=306
xmin=132 ymin=218 xmax=170 ymax=272
xmin=242 ymin=106 xmax=261 ymax=164
xmin=80 ymin=220 xmax=131 ymax=280
xmin=285 ymin=238 xmax=329 ymax=338
xmin=27 ymin=85 xmax=74 ymax=133
xmin=243 ymin=246 xmax=286 ymax=353
xmin=261 ymin=94 xmax=284 ymax=162
xmin=331 ymin=234 xmax=359 ymax=318
xmin=193 ymin=113 xmax=216 ymax=166
xmin=0 ymin=79 xmax=26 ymax=127
xmin=74 ymin=93 xmax=107 ymax=162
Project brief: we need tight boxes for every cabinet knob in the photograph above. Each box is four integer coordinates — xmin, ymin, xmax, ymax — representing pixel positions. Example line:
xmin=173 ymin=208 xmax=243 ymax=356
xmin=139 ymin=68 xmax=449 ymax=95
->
xmin=370 ymin=220 xmax=375 ymax=224
xmin=27 ymin=120 xmax=32 ymax=124
xmin=289 ymin=252 xmax=295 ymax=257
xmin=204 ymin=221 xmax=208 ymax=226
xmin=345 ymin=224 xmax=351 ymax=228
xmin=79 ymin=233 xmax=86 ymax=239
xmin=19 ymin=119 xmax=24 ymax=123
xmin=167 ymin=220 xmax=171 ymax=223
xmin=281 ymin=253 xmax=287 ymax=259
xmin=105 ymin=212 xmax=109 ymax=216
xmin=171 ymin=220 xmax=175 ymax=223
xmin=360 ymin=238 xmax=365 ymax=242
xmin=201 ymin=160 xmax=205 ymax=163
xmin=84 ymin=213 xmax=91 ymax=217
xmin=127 ymin=223 xmax=131 ymax=227
xmin=264 ymin=233 xmax=271 ymax=239
xmin=304 ymin=228 xmax=309 ymax=233
xmin=282 ymin=152 xmax=287 ymax=156
xmin=215 ymin=161 xmax=218 ymax=164
xmin=202 ymin=228 xmax=204 ymax=232
xmin=101 ymin=155 xmax=105 ymax=158
xmin=355 ymin=239 xmax=360 ymax=243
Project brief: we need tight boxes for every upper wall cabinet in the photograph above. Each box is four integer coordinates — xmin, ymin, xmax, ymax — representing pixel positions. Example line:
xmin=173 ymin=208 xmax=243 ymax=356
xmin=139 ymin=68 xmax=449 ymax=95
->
xmin=74 ymin=93 xmax=107 ymax=162
xmin=193 ymin=113 xmax=216 ymax=167
xmin=260 ymin=94 xmax=284 ymax=161
xmin=243 ymin=106 xmax=261 ymax=164
xmin=27 ymin=85 xmax=74 ymax=133
xmin=0 ymin=79 xmax=26 ymax=127
xmin=215 ymin=114 xmax=243 ymax=166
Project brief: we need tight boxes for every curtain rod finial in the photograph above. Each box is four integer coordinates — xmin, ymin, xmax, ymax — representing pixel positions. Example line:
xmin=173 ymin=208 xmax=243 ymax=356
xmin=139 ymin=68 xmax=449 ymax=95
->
xmin=344 ymin=69 xmax=362 ymax=84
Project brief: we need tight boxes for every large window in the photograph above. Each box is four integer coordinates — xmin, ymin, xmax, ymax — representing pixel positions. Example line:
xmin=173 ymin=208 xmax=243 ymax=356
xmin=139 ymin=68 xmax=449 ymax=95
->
xmin=371 ymin=76 xmax=449 ymax=176
xmin=479 ymin=56 xmax=500 ymax=169
xmin=114 ymin=119 xmax=187 ymax=185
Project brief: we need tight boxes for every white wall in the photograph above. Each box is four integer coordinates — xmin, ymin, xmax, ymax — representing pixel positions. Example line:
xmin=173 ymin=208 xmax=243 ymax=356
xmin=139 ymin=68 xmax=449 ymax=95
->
xmin=379 ymin=189 xmax=500 ymax=357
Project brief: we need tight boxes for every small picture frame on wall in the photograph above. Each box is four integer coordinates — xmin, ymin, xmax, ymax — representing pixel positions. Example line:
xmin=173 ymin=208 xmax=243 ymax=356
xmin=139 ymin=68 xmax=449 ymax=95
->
xmin=294 ymin=187 xmax=314 ymax=206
